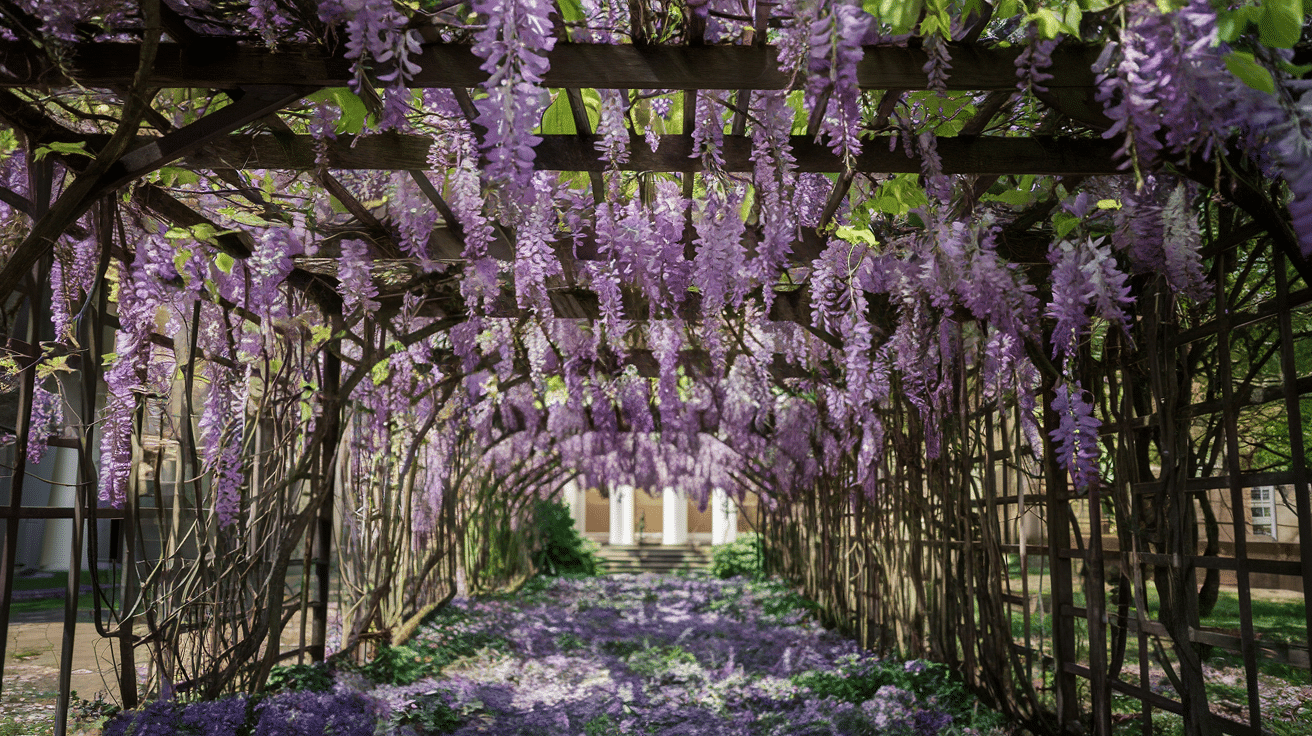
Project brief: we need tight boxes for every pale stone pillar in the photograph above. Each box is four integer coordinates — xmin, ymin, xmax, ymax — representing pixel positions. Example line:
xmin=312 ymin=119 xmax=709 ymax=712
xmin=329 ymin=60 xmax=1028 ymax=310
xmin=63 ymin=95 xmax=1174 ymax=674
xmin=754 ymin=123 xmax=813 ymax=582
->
xmin=38 ymin=446 xmax=81 ymax=570
xmin=711 ymin=487 xmax=738 ymax=545
xmin=609 ymin=485 xmax=635 ymax=545
xmin=563 ymin=478 xmax=587 ymax=535
xmin=661 ymin=488 xmax=688 ymax=545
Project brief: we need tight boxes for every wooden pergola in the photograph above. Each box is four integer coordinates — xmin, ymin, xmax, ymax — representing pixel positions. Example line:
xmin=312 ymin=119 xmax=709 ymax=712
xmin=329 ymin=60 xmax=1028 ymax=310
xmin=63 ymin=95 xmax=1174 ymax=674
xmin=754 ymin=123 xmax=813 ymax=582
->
xmin=0 ymin=4 xmax=1308 ymax=736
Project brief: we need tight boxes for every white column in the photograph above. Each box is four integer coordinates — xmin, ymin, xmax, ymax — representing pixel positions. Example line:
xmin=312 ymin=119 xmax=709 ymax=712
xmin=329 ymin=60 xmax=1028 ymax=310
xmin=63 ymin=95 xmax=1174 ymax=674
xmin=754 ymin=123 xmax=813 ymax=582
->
xmin=609 ymin=485 xmax=635 ymax=545
xmin=661 ymin=488 xmax=688 ymax=545
xmin=711 ymin=487 xmax=738 ymax=545
xmin=39 ymin=446 xmax=81 ymax=570
xmin=563 ymin=478 xmax=587 ymax=536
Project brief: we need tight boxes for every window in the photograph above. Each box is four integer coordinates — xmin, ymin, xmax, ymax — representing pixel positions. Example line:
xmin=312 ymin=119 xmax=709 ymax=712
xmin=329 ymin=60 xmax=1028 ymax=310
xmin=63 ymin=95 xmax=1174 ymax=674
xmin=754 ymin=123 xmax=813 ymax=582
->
xmin=1250 ymin=487 xmax=1276 ymax=539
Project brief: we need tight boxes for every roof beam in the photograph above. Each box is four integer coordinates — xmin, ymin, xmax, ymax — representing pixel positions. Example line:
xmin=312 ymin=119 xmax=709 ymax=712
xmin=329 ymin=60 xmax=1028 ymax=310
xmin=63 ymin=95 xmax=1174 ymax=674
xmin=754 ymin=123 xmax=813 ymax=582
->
xmin=0 ymin=41 xmax=1102 ymax=91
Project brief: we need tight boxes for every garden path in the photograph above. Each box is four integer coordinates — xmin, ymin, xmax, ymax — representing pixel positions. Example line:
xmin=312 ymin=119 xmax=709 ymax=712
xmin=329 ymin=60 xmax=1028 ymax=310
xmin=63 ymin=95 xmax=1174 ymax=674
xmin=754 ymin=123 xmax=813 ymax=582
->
xmin=102 ymin=575 xmax=998 ymax=736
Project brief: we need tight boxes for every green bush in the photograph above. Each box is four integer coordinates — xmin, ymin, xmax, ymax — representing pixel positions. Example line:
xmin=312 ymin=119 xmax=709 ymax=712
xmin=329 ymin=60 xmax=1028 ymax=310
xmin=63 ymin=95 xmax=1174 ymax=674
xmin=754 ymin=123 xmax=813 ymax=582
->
xmin=360 ymin=645 xmax=432 ymax=686
xmin=265 ymin=663 xmax=332 ymax=693
xmin=794 ymin=659 xmax=1004 ymax=734
xmin=710 ymin=532 xmax=762 ymax=579
xmin=393 ymin=692 xmax=462 ymax=734
xmin=361 ymin=622 xmax=508 ymax=685
xmin=530 ymin=499 xmax=599 ymax=576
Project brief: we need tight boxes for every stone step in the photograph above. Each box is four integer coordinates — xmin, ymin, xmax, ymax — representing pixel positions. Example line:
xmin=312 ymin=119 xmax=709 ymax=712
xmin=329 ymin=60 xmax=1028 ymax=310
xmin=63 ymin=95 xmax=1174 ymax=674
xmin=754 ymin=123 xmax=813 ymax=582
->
xmin=594 ymin=544 xmax=712 ymax=574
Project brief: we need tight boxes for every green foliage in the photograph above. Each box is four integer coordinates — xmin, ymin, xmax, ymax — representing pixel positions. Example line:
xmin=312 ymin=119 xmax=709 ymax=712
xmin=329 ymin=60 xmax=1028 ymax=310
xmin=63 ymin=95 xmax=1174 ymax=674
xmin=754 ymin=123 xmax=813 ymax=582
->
xmin=393 ymin=692 xmax=463 ymax=734
xmin=866 ymin=0 xmax=922 ymax=35
xmin=584 ymin=714 xmax=620 ymax=736
xmin=530 ymin=499 xmax=600 ymax=576
xmin=362 ymin=622 xmax=508 ymax=685
xmin=1226 ymin=51 xmax=1277 ymax=94
xmin=864 ymin=174 xmax=930 ymax=218
xmin=264 ymin=663 xmax=332 ymax=693
xmin=360 ymin=645 xmax=432 ymax=686
xmin=758 ymin=585 xmax=822 ymax=619
xmin=555 ymin=632 xmax=586 ymax=652
xmin=626 ymin=644 xmax=698 ymax=678
xmin=305 ymin=88 xmax=372 ymax=135
xmin=710 ymin=532 xmax=762 ymax=579
xmin=33 ymin=140 xmax=90 ymax=161
xmin=540 ymin=89 xmax=600 ymax=135
xmin=794 ymin=659 xmax=1005 ymax=733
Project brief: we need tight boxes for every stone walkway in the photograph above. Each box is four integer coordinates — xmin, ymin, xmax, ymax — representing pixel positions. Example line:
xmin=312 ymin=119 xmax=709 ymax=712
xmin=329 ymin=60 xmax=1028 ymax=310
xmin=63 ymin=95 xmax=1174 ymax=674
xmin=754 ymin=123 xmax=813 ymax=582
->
xmin=3 ymin=609 xmax=115 ymax=735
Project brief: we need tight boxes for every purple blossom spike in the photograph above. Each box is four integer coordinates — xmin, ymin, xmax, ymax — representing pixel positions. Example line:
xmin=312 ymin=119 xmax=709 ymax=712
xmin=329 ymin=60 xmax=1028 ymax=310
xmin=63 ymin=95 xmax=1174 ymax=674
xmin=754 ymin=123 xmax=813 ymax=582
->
xmin=1051 ymin=382 xmax=1102 ymax=491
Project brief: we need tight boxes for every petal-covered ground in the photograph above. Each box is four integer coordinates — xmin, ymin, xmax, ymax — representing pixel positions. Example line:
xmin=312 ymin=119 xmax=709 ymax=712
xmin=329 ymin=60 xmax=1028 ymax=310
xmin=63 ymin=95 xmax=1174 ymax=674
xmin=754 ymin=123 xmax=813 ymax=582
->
xmin=105 ymin=575 xmax=1000 ymax=736
xmin=357 ymin=575 xmax=995 ymax=735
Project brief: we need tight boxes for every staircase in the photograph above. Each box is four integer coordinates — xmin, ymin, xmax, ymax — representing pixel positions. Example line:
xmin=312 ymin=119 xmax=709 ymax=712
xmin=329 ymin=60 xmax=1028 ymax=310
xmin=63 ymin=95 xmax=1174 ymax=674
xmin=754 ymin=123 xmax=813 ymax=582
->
xmin=595 ymin=544 xmax=712 ymax=575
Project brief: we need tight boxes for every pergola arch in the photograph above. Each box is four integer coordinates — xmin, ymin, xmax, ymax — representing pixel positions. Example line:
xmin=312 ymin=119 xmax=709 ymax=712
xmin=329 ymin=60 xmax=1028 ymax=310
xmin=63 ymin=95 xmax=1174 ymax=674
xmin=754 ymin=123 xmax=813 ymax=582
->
xmin=0 ymin=3 xmax=1308 ymax=736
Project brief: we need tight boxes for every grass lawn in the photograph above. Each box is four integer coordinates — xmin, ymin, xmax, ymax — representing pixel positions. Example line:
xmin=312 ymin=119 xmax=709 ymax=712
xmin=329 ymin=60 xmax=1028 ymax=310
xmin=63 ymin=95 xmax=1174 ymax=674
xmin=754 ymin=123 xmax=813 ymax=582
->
xmin=1000 ymin=557 xmax=1310 ymax=736
xmin=9 ymin=569 xmax=98 ymax=592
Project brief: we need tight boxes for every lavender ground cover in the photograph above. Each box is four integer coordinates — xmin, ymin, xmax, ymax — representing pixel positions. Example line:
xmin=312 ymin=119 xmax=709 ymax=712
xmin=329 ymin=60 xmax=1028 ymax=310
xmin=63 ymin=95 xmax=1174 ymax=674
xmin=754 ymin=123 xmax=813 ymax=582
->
xmin=105 ymin=575 xmax=1000 ymax=736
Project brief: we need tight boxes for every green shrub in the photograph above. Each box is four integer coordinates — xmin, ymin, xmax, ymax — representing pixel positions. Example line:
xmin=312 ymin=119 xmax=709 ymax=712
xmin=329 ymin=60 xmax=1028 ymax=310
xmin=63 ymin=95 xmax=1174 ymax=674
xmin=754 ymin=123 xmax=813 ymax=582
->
xmin=265 ymin=663 xmax=332 ymax=693
xmin=394 ymin=692 xmax=462 ymax=734
xmin=362 ymin=626 xmax=508 ymax=685
xmin=710 ymin=532 xmax=762 ymax=579
xmin=530 ymin=499 xmax=599 ymax=576
xmin=584 ymin=714 xmax=619 ymax=736
xmin=626 ymin=644 xmax=698 ymax=678
xmin=360 ymin=645 xmax=431 ymax=686
xmin=794 ymin=659 xmax=1004 ymax=734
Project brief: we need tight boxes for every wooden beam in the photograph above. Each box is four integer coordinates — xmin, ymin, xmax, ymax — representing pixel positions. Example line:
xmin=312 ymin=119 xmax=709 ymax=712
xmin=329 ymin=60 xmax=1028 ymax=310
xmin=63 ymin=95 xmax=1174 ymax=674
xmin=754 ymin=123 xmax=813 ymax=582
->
xmin=0 ymin=41 xmax=1103 ymax=91
xmin=183 ymin=133 xmax=1122 ymax=175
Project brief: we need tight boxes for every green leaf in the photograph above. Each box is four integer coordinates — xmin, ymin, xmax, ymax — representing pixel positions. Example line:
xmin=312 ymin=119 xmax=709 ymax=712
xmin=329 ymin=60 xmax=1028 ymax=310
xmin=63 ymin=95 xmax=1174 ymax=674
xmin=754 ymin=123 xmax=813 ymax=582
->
xmin=310 ymin=325 xmax=333 ymax=345
xmin=1061 ymin=4 xmax=1082 ymax=34
xmin=539 ymin=89 xmax=600 ymax=135
xmin=33 ymin=141 xmax=89 ymax=161
xmin=215 ymin=252 xmax=235 ymax=274
xmin=1225 ymin=51 xmax=1276 ymax=94
xmin=1052 ymin=211 xmax=1081 ymax=240
xmin=153 ymin=166 xmax=200 ymax=187
xmin=992 ymin=189 xmax=1034 ymax=207
xmin=371 ymin=359 xmax=390 ymax=385
xmin=189 ymin=223 xmax=219 ymax=244
xmin=556 ymin=0 xmax=585 ymax=23
xmin=173 ymin=248 xmax=193 ymax=275
xmin=1259 ymin=0 xmax=1303 ymax=48
xmin=1029 ymin=9 xmax=1063 ymax=39
xmin=218 ymin=206 xmax=273 ymax=227
xmin=1217 ymin=5 xmax=1265 ymax=43
xmin=306 ymin=88 xmax=371 ymax=135
xmin=1096 ymin=199 xmax=1122 ymax=210
xmin=835 ymin=225 xmax=879 ymax=247
xmin=870 ymin=0 xmax=922 ymax=35
xmin=36 ymin=355 xmax=71 ymax=379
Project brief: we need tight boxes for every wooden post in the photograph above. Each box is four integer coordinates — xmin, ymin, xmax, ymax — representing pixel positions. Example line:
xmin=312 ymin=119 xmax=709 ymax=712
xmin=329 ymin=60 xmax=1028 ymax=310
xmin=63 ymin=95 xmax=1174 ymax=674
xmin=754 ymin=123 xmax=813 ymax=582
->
xmin=1042 ymin=382 xmax=1080 ymax=731
xmin=0 ymin=341 xmax=38 ymax=700
xmin=1274 ymin=251 xmax=1312 ymax=691
xmin=1144 ymin=282 xmax=1209 ymax=736
xmin=1085 ymin=463 xmax=1112 ymax=736
xmin=53 ymin=441 xmax=85 ymax=736
xmin=0 ymin=150 xmax=49 ymax=701
xmin=310 ymin=349 xmax=340 ymax=662
xmin=1215 ymin=248 xmax=1263 ymax=732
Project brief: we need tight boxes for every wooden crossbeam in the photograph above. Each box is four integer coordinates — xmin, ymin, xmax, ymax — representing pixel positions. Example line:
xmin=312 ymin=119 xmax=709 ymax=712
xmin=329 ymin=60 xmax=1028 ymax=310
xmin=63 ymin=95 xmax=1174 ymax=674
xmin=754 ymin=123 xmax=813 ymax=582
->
xmin=0 ymin=41 xmax=1102 ymax=91
xmin=181 ymin=133 xmax=1122 ymax=175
